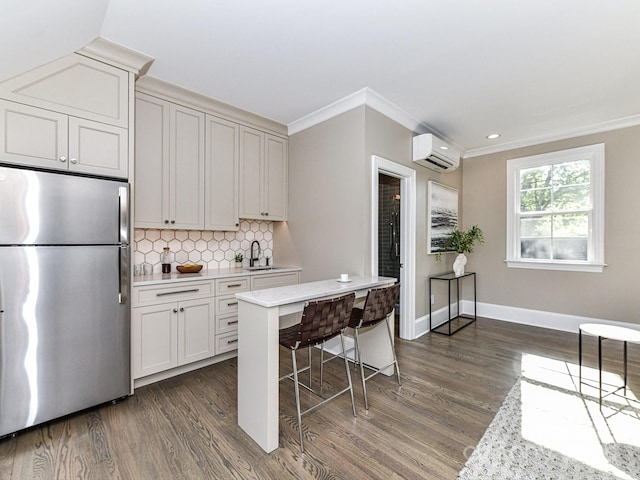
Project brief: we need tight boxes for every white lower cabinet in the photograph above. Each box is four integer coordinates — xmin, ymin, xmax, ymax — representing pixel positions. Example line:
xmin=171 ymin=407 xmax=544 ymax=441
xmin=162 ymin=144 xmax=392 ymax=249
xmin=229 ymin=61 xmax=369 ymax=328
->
xmin=132 ymin=296 xmax=214 ymax=379
xmin=132 ymin=271 xmax=299 ymax=384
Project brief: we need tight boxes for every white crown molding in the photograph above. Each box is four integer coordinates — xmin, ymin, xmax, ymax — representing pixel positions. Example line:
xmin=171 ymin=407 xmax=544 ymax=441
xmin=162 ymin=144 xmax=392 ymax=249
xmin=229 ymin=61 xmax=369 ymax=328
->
xmin=464 ymin=113 xmax=640 ymax=159
xmin=288 ymin=87 xmax=434 ymax=137
xmin=77 ymin=37 xmax=154 ymax=77
xmin=136 ymin=76 xmax=288 ymax=136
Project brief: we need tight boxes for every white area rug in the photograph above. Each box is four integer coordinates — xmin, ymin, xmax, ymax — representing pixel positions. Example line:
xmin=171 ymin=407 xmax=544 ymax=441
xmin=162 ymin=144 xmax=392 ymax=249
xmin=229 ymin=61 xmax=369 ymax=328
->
xmin=458 ymin=355 xmax=640 ymax=480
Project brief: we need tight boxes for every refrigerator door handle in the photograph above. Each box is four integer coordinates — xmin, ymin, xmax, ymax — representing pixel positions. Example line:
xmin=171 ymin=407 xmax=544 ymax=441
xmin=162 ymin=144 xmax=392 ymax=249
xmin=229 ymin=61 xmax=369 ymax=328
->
xmin=119 ymin=245 xmax=129 ymax=305
xmin=118 ymin=186 xmax=129 ymax=246
xmin=118 ymin=186 xmax=129 ymax=305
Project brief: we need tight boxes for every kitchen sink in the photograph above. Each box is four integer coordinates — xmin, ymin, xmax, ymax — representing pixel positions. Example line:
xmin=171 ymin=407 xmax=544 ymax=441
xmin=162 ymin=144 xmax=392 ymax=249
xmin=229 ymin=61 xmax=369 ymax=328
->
xmin=243 ymin=266 xmax=273 ymax=271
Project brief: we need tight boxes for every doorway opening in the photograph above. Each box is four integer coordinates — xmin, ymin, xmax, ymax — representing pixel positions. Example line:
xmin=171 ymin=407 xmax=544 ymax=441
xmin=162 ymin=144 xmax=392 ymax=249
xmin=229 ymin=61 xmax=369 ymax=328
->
xmin=378 ymin=173 xmax=401 ymax=325
xmin=371 ymin=155 xmax=416 ymax=340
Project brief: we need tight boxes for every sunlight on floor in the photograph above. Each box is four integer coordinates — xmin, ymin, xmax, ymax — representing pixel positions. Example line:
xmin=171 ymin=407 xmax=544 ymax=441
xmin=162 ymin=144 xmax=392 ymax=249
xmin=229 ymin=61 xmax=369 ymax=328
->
xmin=520 ymin=353 xmax=640 ymax=479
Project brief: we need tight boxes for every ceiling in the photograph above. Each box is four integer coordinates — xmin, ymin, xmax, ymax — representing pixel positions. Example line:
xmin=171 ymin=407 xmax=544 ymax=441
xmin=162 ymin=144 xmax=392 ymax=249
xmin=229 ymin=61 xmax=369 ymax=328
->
xmin=2 ymin=1 xmax=640 ymax=157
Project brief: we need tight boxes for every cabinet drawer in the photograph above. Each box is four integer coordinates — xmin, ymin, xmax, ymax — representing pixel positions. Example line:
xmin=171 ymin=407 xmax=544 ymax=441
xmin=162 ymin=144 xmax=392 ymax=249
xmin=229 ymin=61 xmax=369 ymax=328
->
xmin=215 ymin=276 xmax=250 ymax=295
xmin=217 ymin=293 xmax=239 ymax=315
xmin=251 ymin=271 xmax=299 ymax=290
xmin=216 ymin=332 xmax=238 ymax=354
xmin=133 ymin=281 xmax=214 ymax=307
xmin=216 ymin=312 xmax=239 ymax=335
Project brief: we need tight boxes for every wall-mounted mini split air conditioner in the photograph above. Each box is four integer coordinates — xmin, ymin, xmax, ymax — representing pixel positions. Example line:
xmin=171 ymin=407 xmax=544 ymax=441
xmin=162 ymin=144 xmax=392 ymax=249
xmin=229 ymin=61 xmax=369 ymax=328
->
xmin=412 ymin=133 xmax=460 ymax=173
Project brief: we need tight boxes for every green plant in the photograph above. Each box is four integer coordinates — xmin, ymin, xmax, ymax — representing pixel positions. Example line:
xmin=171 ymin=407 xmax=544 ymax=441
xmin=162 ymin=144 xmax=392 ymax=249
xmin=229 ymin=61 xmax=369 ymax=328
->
xmin=235 ymin=252 xmax=243 ymax=263
xmin=435 ymin=225 xmax=484 ymax=261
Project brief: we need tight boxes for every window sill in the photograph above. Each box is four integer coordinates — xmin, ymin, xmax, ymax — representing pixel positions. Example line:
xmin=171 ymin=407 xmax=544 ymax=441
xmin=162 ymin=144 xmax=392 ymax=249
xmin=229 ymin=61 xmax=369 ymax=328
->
xmin=504 ymin=260 xmax=606 ymax=273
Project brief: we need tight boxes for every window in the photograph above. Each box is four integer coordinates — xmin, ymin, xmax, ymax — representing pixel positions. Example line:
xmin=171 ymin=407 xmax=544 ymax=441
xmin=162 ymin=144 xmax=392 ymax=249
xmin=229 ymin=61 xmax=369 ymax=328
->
xmin=506 ymin=144 xmax=605 ymax=272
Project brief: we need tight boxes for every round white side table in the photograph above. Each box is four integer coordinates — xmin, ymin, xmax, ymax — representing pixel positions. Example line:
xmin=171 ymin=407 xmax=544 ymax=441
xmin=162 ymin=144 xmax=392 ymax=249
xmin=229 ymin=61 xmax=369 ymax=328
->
xmin=579 ymin=323 xmax=640 ymax=404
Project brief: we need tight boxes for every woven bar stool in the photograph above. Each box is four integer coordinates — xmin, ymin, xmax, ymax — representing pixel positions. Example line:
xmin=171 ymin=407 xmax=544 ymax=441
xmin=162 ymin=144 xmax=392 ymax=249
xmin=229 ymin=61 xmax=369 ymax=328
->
xmin=279 ymin=292 xmax=356 ymax=453
xmin=348 ymin=283 xmax=401 ymax=410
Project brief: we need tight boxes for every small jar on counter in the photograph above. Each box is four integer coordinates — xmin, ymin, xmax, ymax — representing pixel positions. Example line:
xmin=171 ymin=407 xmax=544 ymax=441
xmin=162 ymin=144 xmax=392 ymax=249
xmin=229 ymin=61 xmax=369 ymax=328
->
xmin=161 ymin=247 xmax=172 ymax=273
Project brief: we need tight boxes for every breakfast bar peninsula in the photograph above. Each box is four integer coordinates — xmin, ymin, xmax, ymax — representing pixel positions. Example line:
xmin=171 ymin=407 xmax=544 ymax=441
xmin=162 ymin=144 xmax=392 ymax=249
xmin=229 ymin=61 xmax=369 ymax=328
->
xmin=236 ymin=275 xmax=396 ymax=453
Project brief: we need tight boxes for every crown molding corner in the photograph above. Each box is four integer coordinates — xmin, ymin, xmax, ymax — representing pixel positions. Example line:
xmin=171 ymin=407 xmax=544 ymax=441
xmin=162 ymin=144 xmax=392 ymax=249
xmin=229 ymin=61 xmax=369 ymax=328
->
xmin=77 ymin=37 xmax=154 ymax=77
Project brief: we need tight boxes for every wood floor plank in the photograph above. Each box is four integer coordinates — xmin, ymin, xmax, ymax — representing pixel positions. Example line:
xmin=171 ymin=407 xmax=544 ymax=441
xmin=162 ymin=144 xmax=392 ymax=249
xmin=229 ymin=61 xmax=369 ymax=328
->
xmin=2 ymin=317 xmax=638 ymax=479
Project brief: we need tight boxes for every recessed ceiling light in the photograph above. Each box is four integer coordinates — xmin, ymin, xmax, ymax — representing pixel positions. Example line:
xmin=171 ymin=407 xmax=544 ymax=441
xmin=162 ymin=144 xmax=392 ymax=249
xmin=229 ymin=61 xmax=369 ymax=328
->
xmin=487 ymin=133 xmax=501 ymax=139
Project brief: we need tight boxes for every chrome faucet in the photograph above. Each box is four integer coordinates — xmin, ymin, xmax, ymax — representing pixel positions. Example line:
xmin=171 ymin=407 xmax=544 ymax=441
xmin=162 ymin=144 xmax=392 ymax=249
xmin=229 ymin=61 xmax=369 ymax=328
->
xmin=250 ymin=240 xmax=261 ymax=267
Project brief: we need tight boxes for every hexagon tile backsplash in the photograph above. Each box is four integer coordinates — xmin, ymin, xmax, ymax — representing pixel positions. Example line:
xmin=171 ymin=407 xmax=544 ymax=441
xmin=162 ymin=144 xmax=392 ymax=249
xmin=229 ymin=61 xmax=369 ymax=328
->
xmin=134 ymin=220 xmax=273 ymax=273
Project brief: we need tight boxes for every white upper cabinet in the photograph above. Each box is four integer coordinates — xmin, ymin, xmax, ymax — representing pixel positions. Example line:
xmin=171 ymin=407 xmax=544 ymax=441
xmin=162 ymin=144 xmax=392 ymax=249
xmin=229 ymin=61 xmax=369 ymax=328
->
xmin=0 ymin=100 xmax=128 ymax=178
xmin=0 ymin=54 xmax=129 ymax=128
xmin=134 ymin=93 xmax=205 ymax=229
xmin=0 ymin=52 xmax=131 ymax=178
xmin=170 ymin=104 xmax=205 ymax=229
xmin=205 ymin=115 xmax=239 ymax=231
xmin=239 ymin=126 xmax=288 ymax=221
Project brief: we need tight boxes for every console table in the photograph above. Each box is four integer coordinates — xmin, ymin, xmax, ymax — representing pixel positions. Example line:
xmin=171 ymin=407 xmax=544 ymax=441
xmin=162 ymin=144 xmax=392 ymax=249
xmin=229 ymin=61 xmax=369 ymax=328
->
xmin=235 ymin=275 xmax=396 ymax=453
xmin=429 ymin=272 xmax=476 ymax=336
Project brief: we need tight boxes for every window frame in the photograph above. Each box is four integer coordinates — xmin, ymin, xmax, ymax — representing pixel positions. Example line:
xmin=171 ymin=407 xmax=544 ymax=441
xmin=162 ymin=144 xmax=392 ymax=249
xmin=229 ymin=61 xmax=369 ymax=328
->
xmin=506 ymin=143 xmax=605 ymax=272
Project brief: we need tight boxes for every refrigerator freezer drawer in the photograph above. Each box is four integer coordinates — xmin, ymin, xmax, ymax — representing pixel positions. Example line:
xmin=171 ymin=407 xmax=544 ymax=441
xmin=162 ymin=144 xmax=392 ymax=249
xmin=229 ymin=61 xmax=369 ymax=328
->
xmin=0 ymin=165 xmax=128 ymax=245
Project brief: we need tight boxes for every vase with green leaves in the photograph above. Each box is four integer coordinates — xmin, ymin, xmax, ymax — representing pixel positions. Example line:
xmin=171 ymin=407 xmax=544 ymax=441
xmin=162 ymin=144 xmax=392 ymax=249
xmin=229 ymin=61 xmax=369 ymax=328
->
xmin=234 ymin=252 xmax=243 ymax=268
xmin=435 ymin=225 xmax=484 ymax=276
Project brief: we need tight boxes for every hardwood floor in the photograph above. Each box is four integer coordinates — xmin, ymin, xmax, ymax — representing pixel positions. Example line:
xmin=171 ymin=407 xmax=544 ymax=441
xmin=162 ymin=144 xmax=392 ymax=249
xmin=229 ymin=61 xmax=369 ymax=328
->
xmin=2 ymin=317 xmax=638 ymax=479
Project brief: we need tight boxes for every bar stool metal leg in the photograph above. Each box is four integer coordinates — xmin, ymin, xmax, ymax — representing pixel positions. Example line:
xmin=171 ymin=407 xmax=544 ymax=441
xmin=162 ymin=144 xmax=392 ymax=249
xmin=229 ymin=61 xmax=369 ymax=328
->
xmin=291 ymin=349 xmax=305 ymax=452
xmin=340 ymin=332 xmax=357 ymax=417
xmin=354 ymin=328 xmax=369 ymax=410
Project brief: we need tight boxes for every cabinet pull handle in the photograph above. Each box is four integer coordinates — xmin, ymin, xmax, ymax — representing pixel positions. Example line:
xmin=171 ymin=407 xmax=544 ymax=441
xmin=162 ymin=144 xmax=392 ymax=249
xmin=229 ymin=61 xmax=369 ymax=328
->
xmin=70 ymin=158 xmax=77 ymax=164
xmin=227 ymin=301 xmax=238 ymax=307
xmin=227 ymin=339 xmax=238 ymax=344
xmin=156 ymin=288 xmax=200 ymax=296
xmin=59 ymin=156 xmax=67 ymax=163
xmin=227 ymin=320 xmax=238 ymax=325
xmin=173 ymin=308 xmax=178 ymax=313
xmin=226 ymin=284 xmax=242 ymax=288
xmin=180 ymin=307 xmax=184 ymax=312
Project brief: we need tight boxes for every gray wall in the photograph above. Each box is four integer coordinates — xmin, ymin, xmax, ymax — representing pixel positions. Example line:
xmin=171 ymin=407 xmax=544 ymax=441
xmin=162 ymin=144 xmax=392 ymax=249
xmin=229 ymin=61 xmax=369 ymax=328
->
xmin=275 ymin=105 xmax=463 ymax=322
xmin=462 ymin=125 xmax=640 ymax=324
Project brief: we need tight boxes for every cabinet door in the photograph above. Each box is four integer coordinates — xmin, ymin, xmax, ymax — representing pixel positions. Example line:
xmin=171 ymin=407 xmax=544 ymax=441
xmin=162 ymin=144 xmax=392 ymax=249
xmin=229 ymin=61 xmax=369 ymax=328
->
xmin=68 ymin=117 xmax=128 ymax=178
xmin=134 ymin=93 xmax=170 ymax=228
xmin=132 ymin=304 xmax=178 ymax=379
xmin=239 ymin=126 xmax=263 ymax=219
xmin=0 ymin=100 xmax=68 ymax=170
xmin=264 ymin=134 xmax=288 ymax=220
xmin=171 ymin=104 xmax=205 ymax=229
xmin=178 ymin=298 xmax=215 ymax=365
xmin=205 ymin=115 xmax=239 ymax=231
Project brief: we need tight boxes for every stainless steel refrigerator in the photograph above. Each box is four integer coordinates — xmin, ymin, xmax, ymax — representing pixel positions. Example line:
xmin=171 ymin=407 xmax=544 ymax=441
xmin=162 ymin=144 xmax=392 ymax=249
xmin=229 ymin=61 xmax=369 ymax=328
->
xmin=0 ymin=165 xmax=130 ymax=437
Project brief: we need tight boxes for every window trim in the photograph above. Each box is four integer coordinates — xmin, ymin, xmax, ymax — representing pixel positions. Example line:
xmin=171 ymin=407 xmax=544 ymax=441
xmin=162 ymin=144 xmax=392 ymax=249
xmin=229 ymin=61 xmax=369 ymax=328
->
xmin=506 ymin=143 xmax=605 ymax=273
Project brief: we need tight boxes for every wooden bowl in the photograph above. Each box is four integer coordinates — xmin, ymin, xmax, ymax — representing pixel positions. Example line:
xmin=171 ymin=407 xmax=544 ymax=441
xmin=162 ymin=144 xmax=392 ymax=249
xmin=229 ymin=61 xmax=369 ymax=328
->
xmin=176 ymin=264 xmax=203 ymax=274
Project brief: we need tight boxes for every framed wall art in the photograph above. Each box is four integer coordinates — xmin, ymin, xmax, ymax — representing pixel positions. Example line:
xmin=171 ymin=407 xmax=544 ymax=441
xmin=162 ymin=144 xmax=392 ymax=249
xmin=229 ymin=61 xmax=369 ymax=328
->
xmin=427 ymin=181 xmax=458 ymax=254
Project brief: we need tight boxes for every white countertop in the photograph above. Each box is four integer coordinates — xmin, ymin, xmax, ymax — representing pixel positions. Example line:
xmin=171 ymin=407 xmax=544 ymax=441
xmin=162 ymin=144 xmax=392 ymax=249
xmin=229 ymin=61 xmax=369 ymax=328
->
xmin=132 ymin=266 xmax=302 ymax=287
xmin=235 ymin=275 xmax=396 ymax=308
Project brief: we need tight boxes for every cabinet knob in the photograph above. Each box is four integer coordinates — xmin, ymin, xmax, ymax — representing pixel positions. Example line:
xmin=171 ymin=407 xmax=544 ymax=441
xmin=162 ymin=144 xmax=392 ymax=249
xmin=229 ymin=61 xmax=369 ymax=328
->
xmin=70 ymin=158 xmax=77 ymax=164
xmin=164 ymin=220 xmax=169 ymax=224
xmin=170 ymin=220 xmax=175 ymax=224
xmin=172 ymin=308 xmax=178 ymax=313
xmin=180 ymin=307 xmax=184 ymax=312
xmin=59 ymin=156 xmax=67 ymax=163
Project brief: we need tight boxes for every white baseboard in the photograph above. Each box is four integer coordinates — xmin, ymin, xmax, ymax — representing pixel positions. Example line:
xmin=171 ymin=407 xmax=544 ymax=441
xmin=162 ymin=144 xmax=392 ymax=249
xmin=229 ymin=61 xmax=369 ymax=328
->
xmin=413 ymin=300 xmax=636 ymax=339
